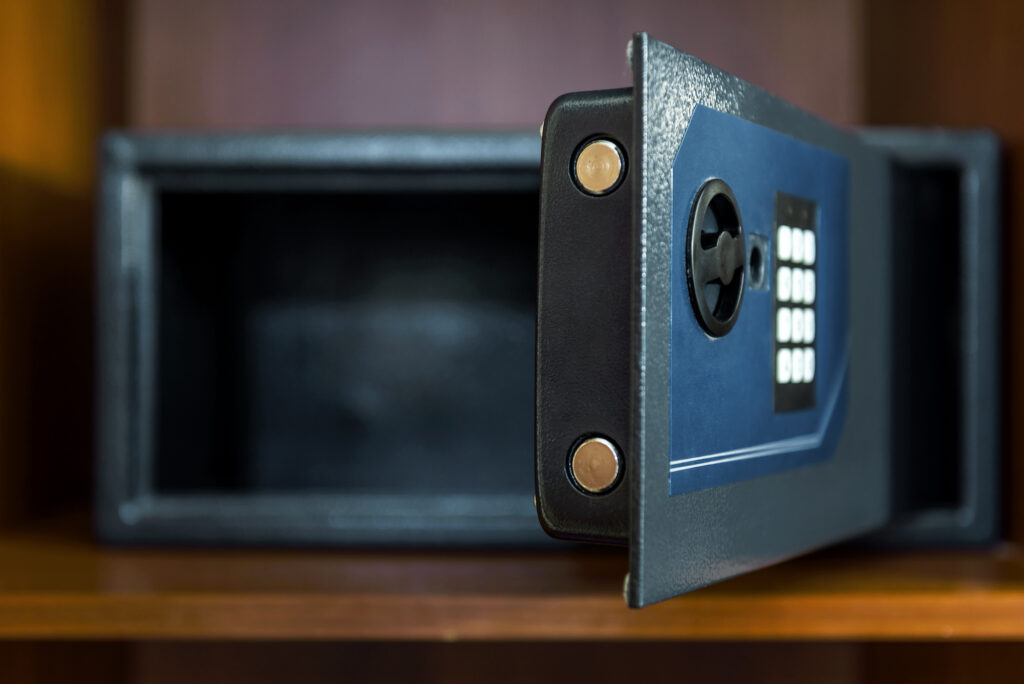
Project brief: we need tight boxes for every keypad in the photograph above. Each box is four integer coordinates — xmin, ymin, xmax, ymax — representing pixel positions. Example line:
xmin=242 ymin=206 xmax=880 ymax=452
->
xmin=774 ymin=193 xmax=817 ymax=412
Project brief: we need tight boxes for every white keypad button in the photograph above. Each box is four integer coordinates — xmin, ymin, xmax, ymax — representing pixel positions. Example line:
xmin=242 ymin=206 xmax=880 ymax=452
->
xmin=776 ymin=307 xmax=792 ymax=343
xmin=791 ymin=228 xmax=805 ymax=263
xmin=777 ymin=348 xmax=792 ymax=384
xmin=804 ymin=347 xmax=815 ymax=382
xmin=777 ymin=225 xmax=792 ymax=262
xmin=791 ymin=348 xmax=805 ymax=383
xmin=804 ymin=309 xmax=815 ymax=343
xmin=803 ymin=269 xmax=815 ymax=304
xmin=777 ymin=266 xmax=792 ymax=302
xmin=791 ymin=308 xmax=804 ymax=343
xmin=804 ymin=230 xmax=816 ymax=265
xmin=791 ymin=268 xmax=804 ymax=304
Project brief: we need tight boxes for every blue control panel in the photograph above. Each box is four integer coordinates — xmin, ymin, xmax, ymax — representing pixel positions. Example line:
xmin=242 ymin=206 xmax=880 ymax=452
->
xmin=669 ymin=105 xmax=850 ymax=496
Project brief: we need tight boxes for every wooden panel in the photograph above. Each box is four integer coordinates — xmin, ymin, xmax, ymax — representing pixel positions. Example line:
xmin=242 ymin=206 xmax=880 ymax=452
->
xmin=862 ymin=642 xmax=1024 ymax=684
xmin=129 ymin=642 xmax=861 ymax=684
xmin=0 ymin=516 xmax=1022 ymax=639
xmin=0 ymin=0 xmax=125 ymax=525
xmin=0 ymin=1 xmax=101 ymax=193
xmin=0 ymin=642 xmax=128 ymax=684
xmin=124 ymin=642 xmax=1024 ymax=684
xmin=6 ymin=641 xmax=1024 ymax=683
xmin=129 ymin=0 xmax=863 ymax=129
xmin=864 ymin=1 xmax=1024 ymax=543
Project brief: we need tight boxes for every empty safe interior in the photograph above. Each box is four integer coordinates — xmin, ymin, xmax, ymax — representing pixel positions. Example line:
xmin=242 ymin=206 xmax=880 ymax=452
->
xmin=889 ymin=163 xmax=964 ymax=517
xmin=154 ymin=188 xmax=537 ymax=496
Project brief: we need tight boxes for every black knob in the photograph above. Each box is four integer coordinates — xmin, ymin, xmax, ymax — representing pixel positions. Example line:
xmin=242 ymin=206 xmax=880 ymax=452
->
xmin=686 ymin=179 xmax=745 ymax=337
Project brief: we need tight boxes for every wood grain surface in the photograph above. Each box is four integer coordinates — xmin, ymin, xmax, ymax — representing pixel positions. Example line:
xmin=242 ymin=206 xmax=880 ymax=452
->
xmin=128 ymin=0 xmax=864 ymax=129
xmin=0 ymin=515 xmax=1021 ymax=640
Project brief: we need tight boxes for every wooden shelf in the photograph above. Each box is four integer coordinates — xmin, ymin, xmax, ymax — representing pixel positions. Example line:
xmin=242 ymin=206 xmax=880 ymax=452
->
xmin=0 ymin=515 xmax=1022 ymax=640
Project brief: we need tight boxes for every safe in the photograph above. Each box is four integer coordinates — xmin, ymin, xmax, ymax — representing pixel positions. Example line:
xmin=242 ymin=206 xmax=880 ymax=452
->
xmin=96 ymin=33 xmax=1001 ymax=606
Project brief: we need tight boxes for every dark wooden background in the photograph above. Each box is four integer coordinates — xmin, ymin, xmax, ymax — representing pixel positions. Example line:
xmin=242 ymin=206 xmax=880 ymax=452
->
xmin=128 ymin=0 xmax=863 ymax=129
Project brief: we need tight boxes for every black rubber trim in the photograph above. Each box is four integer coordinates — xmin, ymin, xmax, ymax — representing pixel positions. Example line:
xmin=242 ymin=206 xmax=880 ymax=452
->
xmin=535 ymin=89 xmax=633 ymax=543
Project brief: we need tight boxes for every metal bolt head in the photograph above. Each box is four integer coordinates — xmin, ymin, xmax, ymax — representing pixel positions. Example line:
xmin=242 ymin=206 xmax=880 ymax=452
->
xmin=570 ymin=436 xmax=622 ymax=494
xmin=573 ymin=139 xmax=625 ymax=196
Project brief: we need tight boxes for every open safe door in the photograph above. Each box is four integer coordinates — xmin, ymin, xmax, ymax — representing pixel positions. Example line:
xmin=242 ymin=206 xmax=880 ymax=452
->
xmin=535 ymin=33 xmax=999 ymax=607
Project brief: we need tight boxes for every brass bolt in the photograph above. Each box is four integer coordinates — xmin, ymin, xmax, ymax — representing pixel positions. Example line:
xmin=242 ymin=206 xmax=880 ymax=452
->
xmin=573 ymin=139 xmax=625 ymax=196
xmin=570 ymin=436 xmax=622 ymax=494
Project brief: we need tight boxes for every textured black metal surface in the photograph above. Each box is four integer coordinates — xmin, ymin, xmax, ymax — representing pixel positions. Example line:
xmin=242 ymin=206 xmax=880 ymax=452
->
xmin=535 ymin=89 xmax=633 ymax=543
xmin=96 ymin=132 xmax=554 ymax=546
xmin=627 ymin=34 xmax=893 ymax=607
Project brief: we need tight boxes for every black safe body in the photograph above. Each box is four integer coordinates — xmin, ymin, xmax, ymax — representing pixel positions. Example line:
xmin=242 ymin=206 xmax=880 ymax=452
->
xmin=96 ymin=133 xmax=551 ymax=545
xmin=95 ymin=130 xmax=999 ymax=547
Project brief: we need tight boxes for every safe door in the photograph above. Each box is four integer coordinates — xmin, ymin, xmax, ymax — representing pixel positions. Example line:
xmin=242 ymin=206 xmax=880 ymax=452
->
xmin=535 ymin=33 xmax=1000 ymax=607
